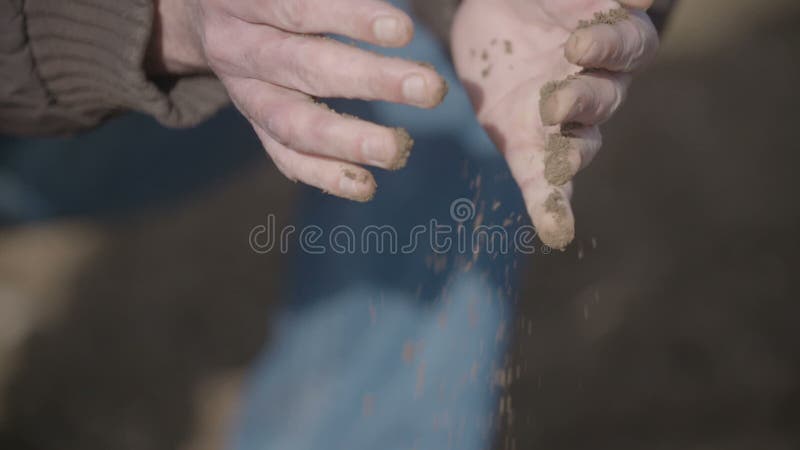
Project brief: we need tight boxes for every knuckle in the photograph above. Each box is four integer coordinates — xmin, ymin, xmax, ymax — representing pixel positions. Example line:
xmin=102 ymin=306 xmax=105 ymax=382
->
xmin=364 ymin=66 xmax=388 ymax=98
xmin=267 ymin=103 xmax=307 ymax=148
xmin=276 ymin=0 xmax=311 ymax=30
xmin=202 ymin=25 xmax=236 ymax=69
xmin=266 ymin=111 xmax=294 ymax=145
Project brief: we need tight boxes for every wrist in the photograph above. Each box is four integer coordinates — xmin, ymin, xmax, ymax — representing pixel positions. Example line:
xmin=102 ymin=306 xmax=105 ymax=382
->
xmin=147 ymin=0 xmax=208 ymax=75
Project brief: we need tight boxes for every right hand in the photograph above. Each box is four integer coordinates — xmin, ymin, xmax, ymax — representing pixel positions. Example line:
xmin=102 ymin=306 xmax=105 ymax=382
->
xmin=151 ymin=0 xmax=448 ymax=201
xmin=451 ymin=0 xmax=658 ymax=248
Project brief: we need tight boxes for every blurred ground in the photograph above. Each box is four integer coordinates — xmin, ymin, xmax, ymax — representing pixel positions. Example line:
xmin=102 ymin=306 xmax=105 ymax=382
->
xmin=0 ymin=168 xmax=294 ymax=450
xmin=504 ymin=1 xmax=800 ymax=448
xmin=1 ymin=0 xmax=800 ymax=449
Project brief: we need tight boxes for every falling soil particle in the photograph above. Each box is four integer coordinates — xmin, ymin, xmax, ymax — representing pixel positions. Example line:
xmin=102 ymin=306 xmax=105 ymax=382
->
xmin=403 ymin=341 xmax=415 ymax=363
xmin=481 ymin=49 xmax=489 ymax=61
xmin=482 ymin=65 xmax=493 ymax=79
xmin=495 ymin=369 xmax=509 ymax=388
xmin=362 ymin=395 xmax=374 ymax=417
xmin=390 ymin=128 xmax=414 ymax=170
xmin=541 ymin=191 xmax=574 ymax=250
xmin=415 ymin=363 xmax=426 ymax=397
xmin=495 ymin=321 xmax=506 ymax=343
xmin=578 ymin=8 xmax=629 ymax=29
xmin=544 ymin=133 xmax=577 ymax=186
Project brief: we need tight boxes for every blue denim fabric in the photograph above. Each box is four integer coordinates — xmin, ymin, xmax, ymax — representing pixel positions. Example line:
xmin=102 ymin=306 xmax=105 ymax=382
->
xmin=0 ymin=2 xmax=532 ymax=447
xmin=232 ymin=3 xmax=529 ymax=449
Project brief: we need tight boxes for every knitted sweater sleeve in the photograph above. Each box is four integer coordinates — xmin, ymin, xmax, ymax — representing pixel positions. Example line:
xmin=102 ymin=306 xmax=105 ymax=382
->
xmin=0 ymin=0 xmax=229 ymax=136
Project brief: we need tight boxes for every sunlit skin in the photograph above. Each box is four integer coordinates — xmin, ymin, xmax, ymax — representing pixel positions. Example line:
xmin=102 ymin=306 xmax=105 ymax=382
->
xmin=153 ymin=0 xmax=448 ymax=201
xmin=452 ymin=0 xmax=659 ymax=248
xmin=152 ymin=0 xmax=659 ymax=247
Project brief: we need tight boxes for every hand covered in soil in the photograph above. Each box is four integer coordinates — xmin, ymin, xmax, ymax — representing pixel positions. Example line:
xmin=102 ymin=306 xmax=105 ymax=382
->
xmin=150 ymin=0 xmax=447 ymax=201
xmin=451 ymin=0 xmax=659 ymax=249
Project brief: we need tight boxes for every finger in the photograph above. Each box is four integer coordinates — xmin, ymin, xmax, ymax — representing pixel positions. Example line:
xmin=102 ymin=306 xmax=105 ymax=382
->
xmin=220 ymin=26 xmax=447 ymax=108
xmin=542 ymin=126 xmax=602 ymax=186
xmin=233 ymin=0 xmax=414 ymax=47
xmin=503 ymin=145 xmax=576 ymax=250
xmin=617 ymin=0 xmax=654 ymax=10
xmin=251 ymin=122 xmax=378 ymax=202
xmin=566 ymin=10 xmax=659 ymax=72
xmin=531 ymin=184 xmax=576 ymax=251
xmin=539 ymin=72 xmax=631 ymax=126
xmin=229 ymin=78 xmax=413 ymax=170
xmin=525 ymin=176 xmax=576 ymax=251
xmin=523 ymin=127 xmax=604 ymax=248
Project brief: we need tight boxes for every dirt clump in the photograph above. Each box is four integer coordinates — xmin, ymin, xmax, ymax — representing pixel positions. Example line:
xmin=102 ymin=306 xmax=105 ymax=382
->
xmin=539 ymin=75 xmax=579 ymax=121
xmin=390 ymin=128 xmax=415 ymax=170
xmin=544 ymin=133 xmax=576 ymax=186
xmin=578 ymin=8 xmax=629 ymax=29
xmin=541 ymin=190 xmax=574 ymax=250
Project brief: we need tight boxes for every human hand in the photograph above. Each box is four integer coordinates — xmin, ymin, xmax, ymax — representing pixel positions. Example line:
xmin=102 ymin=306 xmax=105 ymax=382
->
xmin=149 ymin=0 xmax=448 ymax=201
xmin=451 ymin=0 xmax=659 ymax=249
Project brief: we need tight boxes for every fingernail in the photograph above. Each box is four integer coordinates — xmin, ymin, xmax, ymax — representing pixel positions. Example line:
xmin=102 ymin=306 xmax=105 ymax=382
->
xmin=362 ymin=137 xmax=388 ymax=167
xmin=402 ymin=74 xmax=429 ymax=105
xmin=566 ymin=32 xmax=594 ymax=64
xmin=340 ymin=169 xmax=376 ymax=202
xmin=373 ymin=16 xmax=403 ymax=44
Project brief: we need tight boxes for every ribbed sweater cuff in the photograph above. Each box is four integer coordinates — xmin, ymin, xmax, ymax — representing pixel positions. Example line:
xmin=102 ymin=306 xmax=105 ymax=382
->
xmin=22 ymin=0 xmax=229 ymax=133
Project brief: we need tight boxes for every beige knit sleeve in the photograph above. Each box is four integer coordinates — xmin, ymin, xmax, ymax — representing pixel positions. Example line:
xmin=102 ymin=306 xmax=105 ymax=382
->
xmin=0 ymin=0 xmax=229 ymax=136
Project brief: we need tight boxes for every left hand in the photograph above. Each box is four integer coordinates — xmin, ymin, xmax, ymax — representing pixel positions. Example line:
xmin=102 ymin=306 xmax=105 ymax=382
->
xmin=149 ymin=0 xmax=447 ymax=202
xmin=451 ymin=0 xmax=659 ymax=249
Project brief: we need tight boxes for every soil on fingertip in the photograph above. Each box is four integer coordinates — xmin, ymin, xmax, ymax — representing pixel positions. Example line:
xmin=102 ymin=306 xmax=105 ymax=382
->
xmin=541 ymin=190 xmax=574 ymax=250
xmin=544 ymin=190 xmax=568 ymax=224
xmin=540 ymin=80 xmax=569 ymax=102
xmin=342 ymin=169 xmax=371 ymax=184
xmin=577 ymin=8 xmax=629 ymax=29
xmin=391 ymin=128 xmax=415 ymax=170
xmin=539 ymin=75 xmax=579 ymax=119
xmin=544 ymin=134 xmax=576 ymax=186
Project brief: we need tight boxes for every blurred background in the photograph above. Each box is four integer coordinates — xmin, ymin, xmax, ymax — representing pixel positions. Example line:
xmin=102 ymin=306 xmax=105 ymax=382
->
xmin=1 ymin=0 xmax=799 ymax=448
